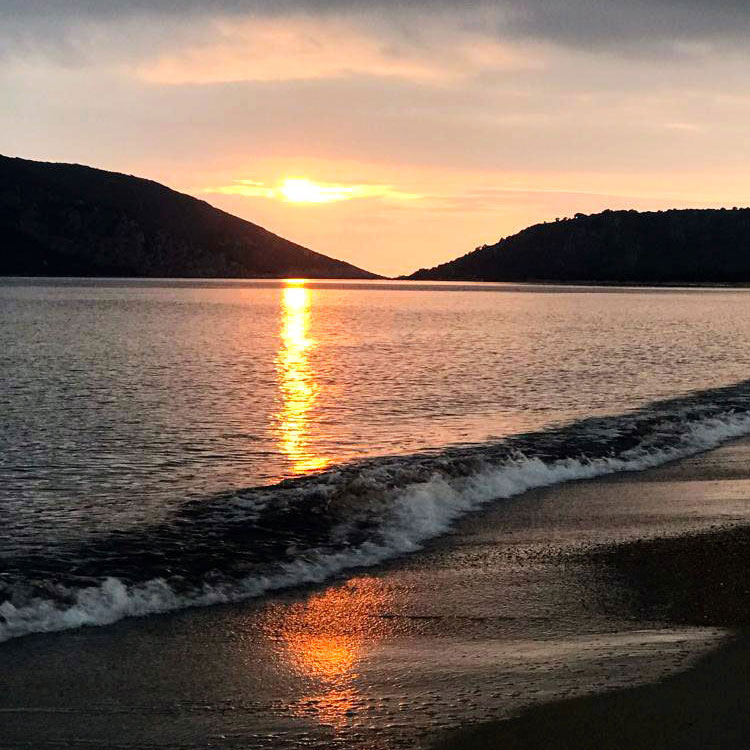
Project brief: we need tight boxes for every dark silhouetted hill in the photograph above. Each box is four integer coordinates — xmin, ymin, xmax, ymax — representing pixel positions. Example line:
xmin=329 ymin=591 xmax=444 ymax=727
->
xmin=0 ymin=155 xmax=378 ymax=279
xmin=407 ymin=209 xmax=750 ymax=284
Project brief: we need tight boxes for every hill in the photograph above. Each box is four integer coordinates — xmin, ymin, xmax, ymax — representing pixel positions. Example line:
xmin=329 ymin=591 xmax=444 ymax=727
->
xmin=0 ymin=155 xmax=377 ymax=279
xmin=407 ymin=208 xmax=750 ymax=284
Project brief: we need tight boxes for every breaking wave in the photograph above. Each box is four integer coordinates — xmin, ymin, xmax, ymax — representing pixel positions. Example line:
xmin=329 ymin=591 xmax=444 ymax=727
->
xmin=4 ymin=380 xmax=750 ymax=643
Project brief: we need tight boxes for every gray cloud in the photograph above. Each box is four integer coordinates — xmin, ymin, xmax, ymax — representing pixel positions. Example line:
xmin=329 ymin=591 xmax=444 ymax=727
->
xmin=500 ymin=0 xmax=750 ymax=52
xmin=3 ymin=1 xmax=750 ymax=54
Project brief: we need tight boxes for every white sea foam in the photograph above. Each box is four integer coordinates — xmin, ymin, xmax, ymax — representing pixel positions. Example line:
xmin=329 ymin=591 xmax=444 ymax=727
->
xmin=3 ymin=410 xmax=750 ymax=643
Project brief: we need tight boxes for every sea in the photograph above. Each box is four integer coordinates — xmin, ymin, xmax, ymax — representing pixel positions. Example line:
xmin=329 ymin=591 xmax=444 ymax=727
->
xmin=3 ymin=277 xmax=750 ymax=643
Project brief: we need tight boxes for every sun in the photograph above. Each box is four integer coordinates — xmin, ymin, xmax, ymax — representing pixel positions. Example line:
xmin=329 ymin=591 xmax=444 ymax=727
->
xmin=279 ymin=178 xmax=353 ymax=203
xmin=204 ymin=177 xmax=422 ymax=205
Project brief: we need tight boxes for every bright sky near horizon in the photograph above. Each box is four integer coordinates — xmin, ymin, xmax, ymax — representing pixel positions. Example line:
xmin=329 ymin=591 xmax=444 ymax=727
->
xmin=3 ymin=1 xmax=750 ymax=276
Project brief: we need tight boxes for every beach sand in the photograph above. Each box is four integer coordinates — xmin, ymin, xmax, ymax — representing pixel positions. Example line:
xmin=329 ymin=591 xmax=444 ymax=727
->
xmin=435 ymin=520 xmax=750 ymax=750
xmin=434 ymin=633 xmax=750 ymax=750
xmin=4 ymin=440 xmax=750 ymax=749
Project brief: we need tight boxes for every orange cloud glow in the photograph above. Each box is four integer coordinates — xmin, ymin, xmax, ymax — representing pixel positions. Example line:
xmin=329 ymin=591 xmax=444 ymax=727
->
xmin=138 ymin=16 xmax=530 ymax=85
xmin=203 ymin=177 xmax=422 ymax=204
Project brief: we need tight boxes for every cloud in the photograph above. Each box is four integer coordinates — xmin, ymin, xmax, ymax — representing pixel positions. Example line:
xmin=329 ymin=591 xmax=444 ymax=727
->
xmin=0 ymin=3 xmax=537 ymax=85
xmin=203 ymin=177 xmax=422 ymax=203
xmin=500 ymin=0 xmax=750 ymax=51
xmin=4 ymin=1 xmax=750 ymax=70
xmin=139 ymin=16 xmax=457 ymax=85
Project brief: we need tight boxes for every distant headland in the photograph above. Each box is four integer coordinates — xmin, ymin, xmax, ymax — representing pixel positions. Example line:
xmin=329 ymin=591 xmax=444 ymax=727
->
xmin=407 ymin=208 xmax=750 ymax=285
xmin=0 ymin=155 xmax=378 ymax=279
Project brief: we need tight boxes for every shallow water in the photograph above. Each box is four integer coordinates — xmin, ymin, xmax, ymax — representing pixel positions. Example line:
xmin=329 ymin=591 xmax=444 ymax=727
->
xmin=4 ymin=278 xmax=750 ymax=640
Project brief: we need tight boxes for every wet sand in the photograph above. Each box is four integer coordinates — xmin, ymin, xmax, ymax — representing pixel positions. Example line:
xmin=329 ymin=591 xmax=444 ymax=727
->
xmin=5 ymin=440 xmax=750 ymax=749
xmin=434 ymin=458 xmax=750 ymax=749
xmin=435 ymin=520 xmax=750 ymax=750
xmin=434 ymin=633 xmax=750 ymax=750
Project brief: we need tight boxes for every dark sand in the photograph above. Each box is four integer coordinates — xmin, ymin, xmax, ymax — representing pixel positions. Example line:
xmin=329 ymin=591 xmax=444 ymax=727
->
xmin=435 ymin=451 xmax=750 ymax=750
xmin=5 ymin=440 xmax=750 ymax=749
xmin=434 ymin=633 xmax=750 ymax=749
xmin=435 ymin=521 xmax=750 ymax=750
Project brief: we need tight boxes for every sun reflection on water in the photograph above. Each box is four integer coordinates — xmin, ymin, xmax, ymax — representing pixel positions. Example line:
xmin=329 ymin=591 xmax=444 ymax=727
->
xmin=275 ymin=281 xmax=329 ymax=473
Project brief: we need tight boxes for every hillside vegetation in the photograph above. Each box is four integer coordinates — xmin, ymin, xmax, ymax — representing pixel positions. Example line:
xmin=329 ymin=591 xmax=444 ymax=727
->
xmin=408 ymin=209 xmax=750 ymax=283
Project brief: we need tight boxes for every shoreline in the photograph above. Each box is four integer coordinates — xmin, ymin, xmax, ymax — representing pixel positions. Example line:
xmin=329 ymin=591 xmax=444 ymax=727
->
xmin=5 ymin=439 xmax=750 ymax=748
xmin=434 ymin=472 xmax=750 ymax=748
xmin=399 ymin=277 xmax=750 ymax=289
xmin=7 ymin=275 xmax=750 ymax=290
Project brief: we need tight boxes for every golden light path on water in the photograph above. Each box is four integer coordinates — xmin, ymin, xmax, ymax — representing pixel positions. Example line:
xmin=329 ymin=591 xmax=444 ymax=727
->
xmin=275 ymin=280 xmax=330 ymax=474
xmin=271 ymin=281 xmax=390 ymax=727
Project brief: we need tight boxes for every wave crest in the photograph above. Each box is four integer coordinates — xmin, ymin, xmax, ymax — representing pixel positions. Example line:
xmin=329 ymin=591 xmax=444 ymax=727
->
xmin=4 ymin=386 xmax=750 ymax=643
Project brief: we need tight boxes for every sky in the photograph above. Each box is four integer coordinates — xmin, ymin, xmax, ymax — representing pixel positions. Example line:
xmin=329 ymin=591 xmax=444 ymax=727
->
xmin=3 ymin=2 xmax=750 ymax=276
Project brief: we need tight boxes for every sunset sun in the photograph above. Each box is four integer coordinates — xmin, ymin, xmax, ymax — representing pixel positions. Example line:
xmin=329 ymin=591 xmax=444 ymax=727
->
xmin=279 ymin=178 xmax=353 ymax=203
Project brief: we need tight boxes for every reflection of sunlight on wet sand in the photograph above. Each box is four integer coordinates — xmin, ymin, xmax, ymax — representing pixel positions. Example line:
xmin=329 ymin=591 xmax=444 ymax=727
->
xmin=286 ymin=632 xmax=358 ymax=679
xmin=274 ymin=580 xmax=390 ymax=728
xmin=275 ymin=281 xmax=329 ymax=473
